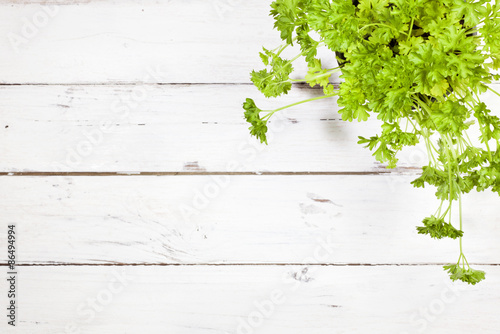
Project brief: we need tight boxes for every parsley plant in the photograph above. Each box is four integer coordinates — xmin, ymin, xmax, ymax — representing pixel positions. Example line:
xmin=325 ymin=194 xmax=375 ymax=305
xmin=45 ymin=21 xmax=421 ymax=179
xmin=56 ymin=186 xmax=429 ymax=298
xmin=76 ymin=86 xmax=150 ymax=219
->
xmin=244 ymin=0 xmax=500 ymax=284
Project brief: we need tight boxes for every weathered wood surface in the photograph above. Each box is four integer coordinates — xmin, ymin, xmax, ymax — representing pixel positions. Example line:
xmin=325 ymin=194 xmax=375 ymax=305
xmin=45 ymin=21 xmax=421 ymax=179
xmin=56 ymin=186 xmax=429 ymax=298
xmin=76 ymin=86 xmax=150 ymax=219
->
xmin=0 ymin=84 xmax=418 ymax=173
xmin=2 ymin=265 xmax=500 ymax=334
xmin=0 ymin=1 xmax=324 ymax=84
xmin=0 ymin=175 xmax=498 ymax=265
xmin=1 ymin=84 xmax=498 ymax=173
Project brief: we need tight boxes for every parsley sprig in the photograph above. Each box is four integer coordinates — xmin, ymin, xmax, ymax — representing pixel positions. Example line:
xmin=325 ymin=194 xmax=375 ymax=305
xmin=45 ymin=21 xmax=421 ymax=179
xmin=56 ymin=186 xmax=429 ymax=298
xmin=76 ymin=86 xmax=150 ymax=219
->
xmin=244 ymin=0 xmax=500 ymax=284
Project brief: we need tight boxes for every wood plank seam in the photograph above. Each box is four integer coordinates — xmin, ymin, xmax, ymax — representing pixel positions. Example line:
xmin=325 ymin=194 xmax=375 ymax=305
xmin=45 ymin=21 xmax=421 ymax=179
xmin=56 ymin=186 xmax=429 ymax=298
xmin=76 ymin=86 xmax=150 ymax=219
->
xmin=0 ymin=170 xmax=421 ymax=176
xmin=4 ymin=263 xmax=500 ymax=267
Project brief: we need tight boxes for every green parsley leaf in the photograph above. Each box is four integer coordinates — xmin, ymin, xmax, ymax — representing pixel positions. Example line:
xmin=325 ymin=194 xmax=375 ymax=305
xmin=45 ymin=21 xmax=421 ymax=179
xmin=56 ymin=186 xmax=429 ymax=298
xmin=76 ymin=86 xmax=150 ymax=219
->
xmin=243 ymin=98 xmax=268 ymax=144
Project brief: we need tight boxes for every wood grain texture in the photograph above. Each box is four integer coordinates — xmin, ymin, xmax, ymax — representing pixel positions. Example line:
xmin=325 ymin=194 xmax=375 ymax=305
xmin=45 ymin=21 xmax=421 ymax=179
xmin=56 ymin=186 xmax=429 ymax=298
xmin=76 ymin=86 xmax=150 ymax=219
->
xmin=0 ymin=1 xmax=326 ymax=84
xmin=0 ymin=84 xmax=407 ymax=172
xmin=1 ymin=175 xmax=498 ymax=264
xmin=1 ymin=84 xmax=498 ymax=173
xmin=1 ymin=265 xmax=500 ymax=334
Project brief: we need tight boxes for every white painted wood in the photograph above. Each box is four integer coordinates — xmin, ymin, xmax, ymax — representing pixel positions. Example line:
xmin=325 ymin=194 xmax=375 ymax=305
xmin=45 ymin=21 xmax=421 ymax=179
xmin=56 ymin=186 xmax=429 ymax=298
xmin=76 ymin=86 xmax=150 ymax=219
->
xmin=2 ymin=84 xmax=499 ymax=172
xmin=1 ymin=175 xmax=498 ymax=264
xmin=0 ymin=84 xmax=406 ymax=172
xmin=0 ymin=1 xmax=330 ymax=84
xmin=1 ymin=265 xmax=500 ymax=333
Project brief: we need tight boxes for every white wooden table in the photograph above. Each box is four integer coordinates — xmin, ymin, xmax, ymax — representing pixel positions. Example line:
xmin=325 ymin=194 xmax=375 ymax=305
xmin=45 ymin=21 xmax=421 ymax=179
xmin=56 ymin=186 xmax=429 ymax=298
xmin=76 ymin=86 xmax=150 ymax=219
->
xmin=0 ymin=1 xmax=499 ymax=333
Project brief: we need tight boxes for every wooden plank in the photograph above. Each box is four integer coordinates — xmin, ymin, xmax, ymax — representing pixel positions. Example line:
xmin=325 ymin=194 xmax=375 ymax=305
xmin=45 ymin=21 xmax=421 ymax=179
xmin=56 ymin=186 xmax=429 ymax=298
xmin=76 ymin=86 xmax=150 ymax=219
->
xmin=0 ymin=84 xmax=394 ymax=173
xmin=2 ymin=84 xmax=498 ymax=173
xmin=1 ymin=265 xmax=500 ymax=333
xmin=0 ymin=175 xmax=498 ymax=264
xmin=0 ymin=1 xmax=325 ymax=84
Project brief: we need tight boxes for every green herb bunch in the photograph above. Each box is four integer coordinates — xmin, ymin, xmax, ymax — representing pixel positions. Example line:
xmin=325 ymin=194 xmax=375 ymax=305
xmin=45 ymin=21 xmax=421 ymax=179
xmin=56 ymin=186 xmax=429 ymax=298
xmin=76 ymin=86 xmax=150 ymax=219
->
xmin=243 ymin=0 xmax=500 ymax=284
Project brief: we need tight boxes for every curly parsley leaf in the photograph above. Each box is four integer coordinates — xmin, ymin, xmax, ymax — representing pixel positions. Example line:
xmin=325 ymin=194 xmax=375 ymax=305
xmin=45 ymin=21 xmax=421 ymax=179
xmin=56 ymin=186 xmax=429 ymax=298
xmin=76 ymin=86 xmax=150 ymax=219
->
xmin=444 ymin=263 xmax=486 ymax=285
xmin=243 ymin=98 xmax=268 ymax=144
xmin=417 ymin=215 xmax=464 ymax=239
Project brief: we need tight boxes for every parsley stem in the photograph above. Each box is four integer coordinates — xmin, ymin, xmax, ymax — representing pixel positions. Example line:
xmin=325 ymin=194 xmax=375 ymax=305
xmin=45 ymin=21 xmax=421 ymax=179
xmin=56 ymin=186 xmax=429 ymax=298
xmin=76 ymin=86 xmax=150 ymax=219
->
xmin=435 ymin=199 xmax=445 ymax=216
xmin=288 ymin=67 xmax=341 ymax=83
xmin=261 ymin=93 xmax=337 ymax=119
xmin=272 ymin=37 xmax=297 ymax=56
xmin=407 ymin=17 xmax=415 ymax=41
xmin=458 ymin=181 xmax=464 ymax=262
xmin=485 ymin=140 xmax=493 ymax=161
xmin=443 ymin=136 xmax=454 ymax=214
xmin=423 ymin=132 xmax=439 ymax=167
xmin=414 ymin=97 xmax=445 ymax=167
xmin=444 ymin=133 xmax=458 ymax=161
xmin=487 ymin=86 xmax=500 ymax=98
xmin=440 ymin=202 xmax=452 ymax=219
